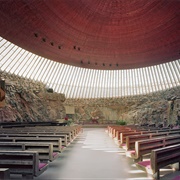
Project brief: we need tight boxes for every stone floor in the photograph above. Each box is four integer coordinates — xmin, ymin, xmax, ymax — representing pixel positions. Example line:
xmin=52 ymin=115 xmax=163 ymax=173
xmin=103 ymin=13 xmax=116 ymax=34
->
xmin=11 ymin=128 xmax=180 ymax=180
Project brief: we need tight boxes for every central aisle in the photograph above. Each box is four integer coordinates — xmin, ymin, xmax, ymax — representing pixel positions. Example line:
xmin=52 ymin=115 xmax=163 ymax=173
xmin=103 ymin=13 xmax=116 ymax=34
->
xmin=35 ymin=128 xmax=153 ymax=180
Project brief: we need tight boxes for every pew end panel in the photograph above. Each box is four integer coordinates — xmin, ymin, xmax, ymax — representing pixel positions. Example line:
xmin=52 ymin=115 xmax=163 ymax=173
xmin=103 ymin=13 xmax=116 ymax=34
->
xmin=126 ymin=134 xmax=151 ymax=151
xmin=0 ymin=142 xmax=59 ymax=162
xmin=0 ymin=168 xmax=10 ymax=180
xmin=0 ymin=151 xmax=48 ymax=178
xmin=24 ymin=142 xmax=59 ymax=162
xmin=132 ymin=138 xmax=166 ymax=161
xmin=151 ymin=144 xmax=180 ymax=179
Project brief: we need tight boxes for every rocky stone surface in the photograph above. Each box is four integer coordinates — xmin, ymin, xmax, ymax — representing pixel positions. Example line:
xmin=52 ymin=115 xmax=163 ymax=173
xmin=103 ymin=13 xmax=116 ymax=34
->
xmin=0 ymin=72 xmax=66 ymax=122
xmin=0 ymin=71 xmax=179 ymax=126
xmin=65 ymin=86 xmax=180 ymax=126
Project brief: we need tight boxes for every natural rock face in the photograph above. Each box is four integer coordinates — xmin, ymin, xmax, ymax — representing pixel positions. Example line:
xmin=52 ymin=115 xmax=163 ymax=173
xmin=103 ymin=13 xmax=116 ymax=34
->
xmin=0 ymin=71 xmax=179 ymax=126
xmin=45 ymin=92 xmax=66 ymax=121
xmin=0 ymin=72 xmax=66 ymax=122
xmin=65 ymin=86 xmax=180 ymax=125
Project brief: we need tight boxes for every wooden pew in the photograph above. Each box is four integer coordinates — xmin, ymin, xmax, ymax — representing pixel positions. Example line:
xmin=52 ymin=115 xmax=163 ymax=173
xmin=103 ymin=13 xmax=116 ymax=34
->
xmin=0 ymin=151 xmax=48 ymax=178
xmin=126 ymin=132 xmax=169 ymax=151
xmin=24 ymin=126 xmax=78 ymax=138
xmin=107 ymin=126 xmax=132 ymax=138
xmin=27 ymin=132 xmax=72 ymax=144
xmin=23 ymin=143 xmax=59 ymax=162
xmin=126 ymin=134 xmax=152 ymax=150
xmin=114 ymin=130 xmax=137 ymax=141
xmin=107 ymin=125 xmax=170 ymax=139
xmin=0 ymin=131 xmax=72 ymax=143
xmin=0 ymin=128 xmax=74 ymax=142
xmin=4 ymin=124 xmax=83 ymax=135
xmin=0 ymin=142 xmax=59 ymax=162
xmin=14 ymin=137 xmax=63 ymax=152
xmin=119 ymin=131 xmax=155 ymax=147
xmin=0 ymin=168 xmax=10 ymax=180
xmin=126 ymin=130 xmax=180 ymax=151
xmin=0 ymin=133 xmax=68 ymax=147
xmin=136 ymin=144 xmax=180 ymax=179
xmin=128 ymin=135 xmax=180 ymax=162
xmin=0 ymin=137 xmax=62 ymax=152
xmin=113 ymin=128 xmax=134 ymax=138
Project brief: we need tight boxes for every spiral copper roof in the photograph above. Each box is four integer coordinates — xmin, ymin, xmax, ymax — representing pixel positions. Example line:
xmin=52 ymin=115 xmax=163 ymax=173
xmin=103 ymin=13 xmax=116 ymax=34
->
xmin=0 ymin=0 xmax=180 ymax=70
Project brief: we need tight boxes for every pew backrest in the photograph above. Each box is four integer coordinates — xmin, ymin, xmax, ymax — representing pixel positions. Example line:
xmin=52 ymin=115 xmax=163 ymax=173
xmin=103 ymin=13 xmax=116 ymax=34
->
xmin=0 ymin=134 xmax=68 ymax=147
xmin=0 ymin=142 xmax=58 ymax=162
xmin=126 ymin=132 xmax=168 ymax=150
xmin=133 ymin=135 xmax=180 ymax=161
xmin=115 ymin=130 xmax=137 ymax=140
xmin=151 ymin=144 xmax=180 ymax=179
xmin=0 ymin=137 xmax=62 ymax=152
xmin=126 ymin=134 xmax=151 ymax=150
xmin=0 ymin=130 xmax=72 ymax=143
xmin=126 ymin=130 xmax=180 ymax=151
xmin=0 ymin=150 xmax=48 ymax=177
xmin=120 ymin=132 xmax=142 ymax=146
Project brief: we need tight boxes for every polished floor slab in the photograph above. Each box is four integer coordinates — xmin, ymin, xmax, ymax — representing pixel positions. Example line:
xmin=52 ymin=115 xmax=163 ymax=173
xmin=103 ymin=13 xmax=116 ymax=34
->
xmin=10 ymin=128 xmax=179 ymax=180
xmin=34 ymin=128 xmax=153 ymax=180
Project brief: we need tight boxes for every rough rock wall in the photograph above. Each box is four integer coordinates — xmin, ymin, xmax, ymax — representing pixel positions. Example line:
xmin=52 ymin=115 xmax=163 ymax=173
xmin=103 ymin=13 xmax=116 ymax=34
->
xmin=0 ymin=72 xmax=66 ymax=122
xmin=65 ymin=86 xmax=180 ymax=125
xmin=0 ymin=71 xmax=179 ymax=126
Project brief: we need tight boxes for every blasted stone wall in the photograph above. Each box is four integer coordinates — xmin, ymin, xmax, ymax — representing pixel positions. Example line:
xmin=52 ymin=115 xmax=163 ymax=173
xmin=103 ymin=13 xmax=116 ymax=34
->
xmin=65 ymin=86 xmax=180 ymax=125
xmin=0 ymin=72 xmax=66 ymax=122
xmin=0 ymin=71 xmax=179 ymax=126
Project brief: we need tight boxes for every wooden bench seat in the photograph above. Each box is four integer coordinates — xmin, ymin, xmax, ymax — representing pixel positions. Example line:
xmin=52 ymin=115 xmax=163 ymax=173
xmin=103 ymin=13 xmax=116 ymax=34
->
xmin=107 ymin=125 xmax=168 ymax=139
xmin=119 ymin=131 xmax=149 ymax=147
xmin=0 ymin=128 xmax=74 ymax=142
xmin=0 ymin=151 xmax=48 ymax=178
xmin=0 ymin=168 xmax=10 ymax=180
xmin=136 ymin=144 xmax=180 ymax=179
xmin=27 ymin=132 xmax=72 ymax=143
xmin=0 ymin=133 xmax=68 ymax=147
xmin=107 ymin=126 xmax=132 ymax=138
xmin=24 ymin=126 xmax=78 ymax=137
xmin=112 ymin=128 xmax=132 ymax=138
xmin=114 ymin=130 xmax=137 ymax=141
xmin=107 ymin=125 xmax=130 ymax=133
xmin=126 ymin=130 xmax=180 ymax=151
xmin=126 ymin=132 xmax=169 ymax=151
xmin=0 ymin=131 xmax=72 ymax=143
xmin=14 ymin=137 xmax=63 ymax=152
xmin=0 ymin=137 xmax=63 ymax=152
xmin=128 ymin=135 xmax=180 ymax=162
xmin=0 ymin=142 xmax=59 ymax=162
xmin=118 ymin=130 xmax=159 ymax=147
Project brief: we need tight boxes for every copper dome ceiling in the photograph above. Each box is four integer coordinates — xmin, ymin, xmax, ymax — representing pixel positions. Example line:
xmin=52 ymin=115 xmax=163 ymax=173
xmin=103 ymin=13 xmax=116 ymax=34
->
xmin=0 ymin=0 xmax=180 ymax=70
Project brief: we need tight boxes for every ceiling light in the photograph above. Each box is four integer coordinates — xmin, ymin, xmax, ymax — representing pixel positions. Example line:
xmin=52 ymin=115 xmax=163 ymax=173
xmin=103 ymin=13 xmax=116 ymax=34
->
xmin=34 ymin=33 xmax=38 ymax=37
xmin=42 ymin=38 xmax=46 ymax=42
